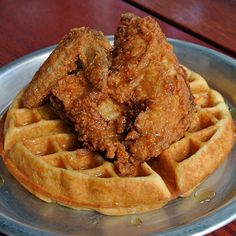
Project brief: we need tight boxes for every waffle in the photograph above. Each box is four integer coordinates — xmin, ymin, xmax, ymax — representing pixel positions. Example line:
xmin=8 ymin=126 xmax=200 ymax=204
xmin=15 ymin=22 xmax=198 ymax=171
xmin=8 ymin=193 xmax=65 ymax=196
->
xmin=0 ymin=67 xmax=234 ymax=215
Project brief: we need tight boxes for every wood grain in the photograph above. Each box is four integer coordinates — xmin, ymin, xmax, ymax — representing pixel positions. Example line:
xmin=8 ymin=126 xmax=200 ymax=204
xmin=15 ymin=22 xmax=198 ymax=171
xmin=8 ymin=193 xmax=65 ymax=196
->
xmin=207 ymin=220 xmax=236 ymax=236
xmin=125 ymin=0 xmax=236 ymax=57
xmin=0 ymin=0 xmax=221 ymax=67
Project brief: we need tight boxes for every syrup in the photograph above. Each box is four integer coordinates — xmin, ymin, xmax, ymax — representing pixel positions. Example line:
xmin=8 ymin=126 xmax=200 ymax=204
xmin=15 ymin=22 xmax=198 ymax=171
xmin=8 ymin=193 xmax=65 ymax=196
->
xmin=130 ymin=216 xmax=142 ymax=226
xmin=194 ymin=188 xmax=215 ymax=203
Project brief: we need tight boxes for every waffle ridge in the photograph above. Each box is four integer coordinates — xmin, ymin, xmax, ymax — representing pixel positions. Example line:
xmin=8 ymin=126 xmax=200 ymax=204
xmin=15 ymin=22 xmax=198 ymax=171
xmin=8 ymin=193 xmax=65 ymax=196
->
xmin=1 ymin=67 xmax=235 ymax=215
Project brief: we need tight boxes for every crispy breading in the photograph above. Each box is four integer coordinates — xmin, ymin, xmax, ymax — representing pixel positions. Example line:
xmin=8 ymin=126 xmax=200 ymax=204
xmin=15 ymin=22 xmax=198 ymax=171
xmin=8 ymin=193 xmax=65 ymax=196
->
xmin=51 ymin=78 xmax=124 ymax=158
xmin=108 ymin=13 xmax=195 ymax=174
xmin=22 ymin=27 xmax=111 ymax=108
xmin=47 ymin=30 xmax=124 ymax=159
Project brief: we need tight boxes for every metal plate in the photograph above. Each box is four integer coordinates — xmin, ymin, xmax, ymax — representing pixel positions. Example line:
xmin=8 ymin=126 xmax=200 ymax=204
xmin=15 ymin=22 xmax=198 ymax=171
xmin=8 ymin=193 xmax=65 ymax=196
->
xmin=0 ymin=37 xmax=235 ymax=236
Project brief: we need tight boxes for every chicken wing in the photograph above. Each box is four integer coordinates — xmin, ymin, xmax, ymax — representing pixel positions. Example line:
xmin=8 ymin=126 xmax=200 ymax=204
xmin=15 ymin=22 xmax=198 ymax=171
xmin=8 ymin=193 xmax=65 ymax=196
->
xmin=22 ymin=27 xmax=111 ymax=108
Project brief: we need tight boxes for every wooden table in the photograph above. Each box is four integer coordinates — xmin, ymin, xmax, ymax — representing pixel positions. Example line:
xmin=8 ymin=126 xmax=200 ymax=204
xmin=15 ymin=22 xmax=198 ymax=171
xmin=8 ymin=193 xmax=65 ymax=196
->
xmin=0 ymin=0 xmax=235 ymax=235
xmin=125 ymin=0 xmax=236 ymax=58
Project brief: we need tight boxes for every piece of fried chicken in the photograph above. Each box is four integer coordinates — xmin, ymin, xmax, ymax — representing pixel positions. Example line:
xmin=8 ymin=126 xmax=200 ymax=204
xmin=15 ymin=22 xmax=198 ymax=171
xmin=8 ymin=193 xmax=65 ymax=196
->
xmin=108 ymin=13 xmax=195 ymax=174
xmin=50 ymin=74 xmax=125 ymax=159
xmin=22 ymin=27 xmax=112 ymax=108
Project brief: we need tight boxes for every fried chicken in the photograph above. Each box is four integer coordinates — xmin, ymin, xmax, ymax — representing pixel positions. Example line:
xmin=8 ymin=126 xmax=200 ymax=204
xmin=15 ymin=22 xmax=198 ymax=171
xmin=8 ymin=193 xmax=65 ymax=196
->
xmin=22 ymin=13 xmax=195 ymax=176
xmin=108 ymin=13 xmax=195 ymax=174
xmin=22 ymin=27 xmax=112 ymax=108
xmin=51 ymin=13 xmax=194 ymax=176
xmin=51 ymin=75 xmax=125 ymax=158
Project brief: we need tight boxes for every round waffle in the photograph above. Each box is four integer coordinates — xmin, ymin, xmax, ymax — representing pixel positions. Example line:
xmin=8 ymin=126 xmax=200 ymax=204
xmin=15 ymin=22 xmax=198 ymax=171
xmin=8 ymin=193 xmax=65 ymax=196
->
xmin=0 ymin=67 xmax=234 ymax=215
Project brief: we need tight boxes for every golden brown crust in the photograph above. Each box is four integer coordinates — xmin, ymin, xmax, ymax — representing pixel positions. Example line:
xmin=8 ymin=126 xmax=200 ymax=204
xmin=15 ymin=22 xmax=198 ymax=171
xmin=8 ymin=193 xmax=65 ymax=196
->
xmin=108 ymin=13 xmax=195 ymax=174
xmin=22 ymin=28 xmax=112 ymax=108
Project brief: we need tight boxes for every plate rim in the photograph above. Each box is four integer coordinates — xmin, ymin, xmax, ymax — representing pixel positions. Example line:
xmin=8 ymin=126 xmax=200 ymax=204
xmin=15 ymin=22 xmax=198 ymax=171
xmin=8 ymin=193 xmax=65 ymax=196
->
xmin=0 ymin=37 xmax=235 ymax=236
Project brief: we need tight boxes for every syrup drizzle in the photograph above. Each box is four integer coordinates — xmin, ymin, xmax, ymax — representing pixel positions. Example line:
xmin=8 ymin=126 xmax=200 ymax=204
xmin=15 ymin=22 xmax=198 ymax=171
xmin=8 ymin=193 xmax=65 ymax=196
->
xmin=130 ymin=216 xmax=142 ymax=226
xmin=194 ymin=188 xmax=216 ymax=203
